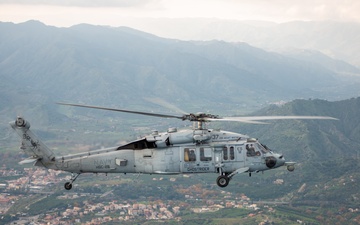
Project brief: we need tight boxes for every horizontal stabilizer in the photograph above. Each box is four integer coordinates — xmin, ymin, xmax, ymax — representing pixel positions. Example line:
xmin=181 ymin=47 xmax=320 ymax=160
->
xmin=19 ymin=157 xmax=40 ymax=165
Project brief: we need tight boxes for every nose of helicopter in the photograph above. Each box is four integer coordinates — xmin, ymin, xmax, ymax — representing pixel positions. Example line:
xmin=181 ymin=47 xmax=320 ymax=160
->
xmin=265 ymin=153 xmax=286 ymax=169
xmin=275 ymin=154 xmax=286 ymax=167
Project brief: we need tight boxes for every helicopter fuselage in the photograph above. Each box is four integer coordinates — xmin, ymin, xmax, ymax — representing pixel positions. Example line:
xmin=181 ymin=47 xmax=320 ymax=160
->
xmin=53 ymin=131 xmax=285 ymax=176
xmin=11 ymin=117 xmax=294 ymax=190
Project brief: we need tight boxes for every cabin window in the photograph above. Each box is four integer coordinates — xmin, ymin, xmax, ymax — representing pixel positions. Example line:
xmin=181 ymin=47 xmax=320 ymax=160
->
xmin=184 ymin=148 xmax=196 ymax=162
xmin=223 ymin=146 xmax=228 ymax=160
xmin=230 ymin=146 xmax=235 ymax=160
xmin=200 ymin=148 xmax=212 ymax=161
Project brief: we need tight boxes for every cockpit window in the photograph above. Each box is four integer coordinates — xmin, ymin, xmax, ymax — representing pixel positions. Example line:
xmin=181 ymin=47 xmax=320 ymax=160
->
xmin=246 ymin=143 xmax=262 ymax=157
xmin=246 ymin=144 xmax=256 ymax=156
xmin=256 ymin=143 xmax=269 ymax=153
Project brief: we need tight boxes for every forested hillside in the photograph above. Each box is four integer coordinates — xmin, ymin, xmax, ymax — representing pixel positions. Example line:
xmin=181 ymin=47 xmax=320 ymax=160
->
xmin=1 ymin=20 xmax=360 ymax=127
xmin=1 ymin=20 xmax=360 ymax=212
xmin=224 ymin=97 xmax=360 ymax=206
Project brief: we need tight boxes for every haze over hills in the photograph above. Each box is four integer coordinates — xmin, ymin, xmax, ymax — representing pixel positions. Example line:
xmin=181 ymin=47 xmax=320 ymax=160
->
xmin=1 ymin=20 xmax=360 ymax=222
xmin=1 ymin=20 xmax=360 ymax=128
xmin=236 ymin=98 xmax=360 ymax=162
xmin=223 ymin=97 xmax=360 ymax=205
xmin=122 ymin=18 xmax=360 ymax=68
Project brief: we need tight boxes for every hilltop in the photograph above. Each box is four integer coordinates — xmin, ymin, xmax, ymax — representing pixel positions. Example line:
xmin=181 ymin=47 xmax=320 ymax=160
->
xmin=224 ymin=97 xmax=360 ymax=207
xmin=1 ymin=20 xmax=360 ymax=126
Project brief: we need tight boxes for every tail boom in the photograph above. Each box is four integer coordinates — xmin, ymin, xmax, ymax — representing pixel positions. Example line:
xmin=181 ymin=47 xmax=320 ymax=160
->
xmin=10 ymin=117 xmax=56 ymax=167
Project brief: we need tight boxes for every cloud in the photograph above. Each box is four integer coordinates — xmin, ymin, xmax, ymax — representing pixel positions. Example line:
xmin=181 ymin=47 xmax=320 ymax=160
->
xmin=1 ymin=0 xmax=360 ymax=27
xmin=0 ymin=0 xmax=159 ymax=8
xmin=222 ymin=0 xmax=360 ymax=22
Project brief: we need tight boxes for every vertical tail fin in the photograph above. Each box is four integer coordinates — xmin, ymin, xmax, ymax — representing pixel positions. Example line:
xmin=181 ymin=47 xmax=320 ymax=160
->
xmin=10 ymin=117 xmax=56 ymax=165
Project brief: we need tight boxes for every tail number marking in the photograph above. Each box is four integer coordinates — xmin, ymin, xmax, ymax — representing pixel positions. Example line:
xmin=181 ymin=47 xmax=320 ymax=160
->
xmin=23 ymin=133 xmax=40 ymax=148
xmin=94 ymin=159 xmax=112 ymax=169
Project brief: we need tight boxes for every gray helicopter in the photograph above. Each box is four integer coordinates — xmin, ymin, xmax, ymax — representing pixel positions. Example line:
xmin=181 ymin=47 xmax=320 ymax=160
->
xmin=10 ymin=103 xmax=338 ymax=190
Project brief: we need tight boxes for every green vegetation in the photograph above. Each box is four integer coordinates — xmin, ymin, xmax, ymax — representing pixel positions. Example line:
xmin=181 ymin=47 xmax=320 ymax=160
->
xmin=22 ymin=195 xmax=77 ymax=215
xmin=2 ymin=95 xmax=360 ymax=224
xmin=1 ymin=21 xmax=360 ymax=225
xmin=222 ymin=98 xmax=360 ymax=207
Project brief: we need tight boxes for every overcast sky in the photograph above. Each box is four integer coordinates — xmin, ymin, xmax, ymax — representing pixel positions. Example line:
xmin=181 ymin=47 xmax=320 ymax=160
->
xmin=1 ymin=0 xmax=360 ymax=27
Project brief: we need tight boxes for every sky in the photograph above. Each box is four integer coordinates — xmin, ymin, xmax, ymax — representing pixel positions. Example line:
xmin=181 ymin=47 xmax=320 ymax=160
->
xmin=1 ymin=0 xmax=360 ymax=27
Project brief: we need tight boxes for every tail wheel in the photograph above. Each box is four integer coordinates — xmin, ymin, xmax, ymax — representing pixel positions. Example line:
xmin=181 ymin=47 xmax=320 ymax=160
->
xmin=64 ymin=182 xmax=73 ymax=190
xmin=216 ymin=175 xmax=230 ymax=188
xmin=64 ymin=173 xmax=80 ymax=190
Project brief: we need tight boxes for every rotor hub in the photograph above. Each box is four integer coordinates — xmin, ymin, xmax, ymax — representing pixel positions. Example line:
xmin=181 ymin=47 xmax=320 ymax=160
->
xmin=183 ymin=113 xmax=220 ymax=122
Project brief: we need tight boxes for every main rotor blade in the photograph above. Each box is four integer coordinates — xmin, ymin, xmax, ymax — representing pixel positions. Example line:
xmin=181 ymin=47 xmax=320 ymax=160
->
xmin=221 ymin=115 xmax=338 ymax=122
xmin=144 ymin=97 xmax=188 ymax=115
xmin=206 ymin=118 xmax=269 ymax=124
xmin=57 ymin=102 xmax=185 ymax=120
xmin=57 ymin=102 xmax=339 ymax=123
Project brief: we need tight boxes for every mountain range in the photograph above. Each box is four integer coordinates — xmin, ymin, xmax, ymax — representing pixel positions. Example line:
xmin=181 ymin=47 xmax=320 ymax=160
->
xmin=123 ymin=18 xmax=360 ymax=68
xmin=1 ymin=20 xmax=360 ymax=128
xmin=0 ymin=20 xmax=360 ymax=211
xmin=223 ymin=97 xmax=360 ymax=205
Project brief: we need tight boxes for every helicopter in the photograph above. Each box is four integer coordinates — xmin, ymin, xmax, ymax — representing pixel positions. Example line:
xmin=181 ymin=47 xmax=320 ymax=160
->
xmin=10 ymin=102 xmax=338 ymax=190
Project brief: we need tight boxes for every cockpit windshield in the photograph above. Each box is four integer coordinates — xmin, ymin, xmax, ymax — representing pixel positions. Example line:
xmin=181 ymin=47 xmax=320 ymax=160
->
xmin=257 ymin=142 xmax=270 ymax=153
xmin=246 ymin=140 xmax=271 ymax=157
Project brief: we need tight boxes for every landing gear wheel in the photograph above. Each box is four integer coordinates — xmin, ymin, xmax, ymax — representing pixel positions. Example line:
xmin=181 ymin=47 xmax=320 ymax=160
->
xmin=64 ymin=182 xmax=72 ymax=190
xmin=216 ymin=175 xmax=230 ymax=188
